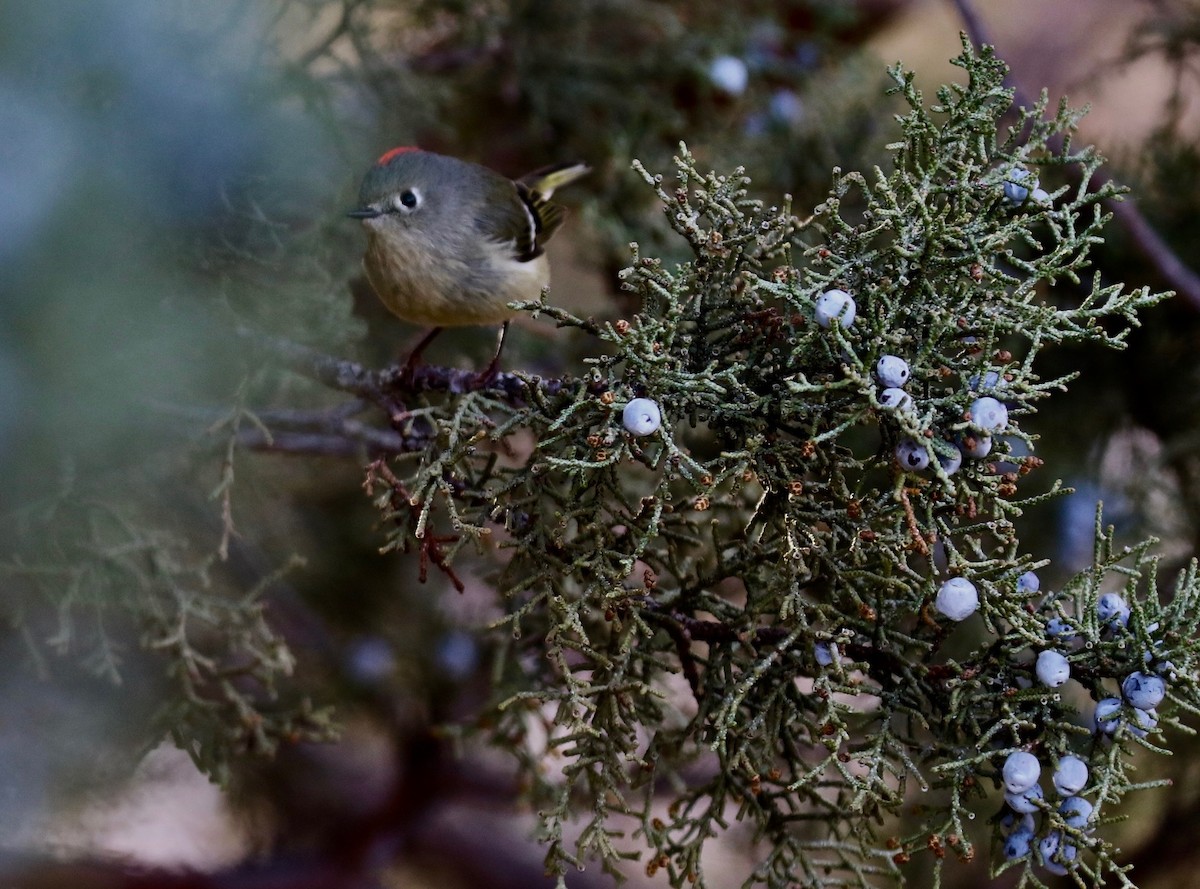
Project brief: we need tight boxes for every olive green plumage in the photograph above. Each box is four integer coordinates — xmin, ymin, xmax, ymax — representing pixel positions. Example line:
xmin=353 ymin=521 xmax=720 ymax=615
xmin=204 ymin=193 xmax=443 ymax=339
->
xmin=350 ymin=149 xmax=589 ymax=327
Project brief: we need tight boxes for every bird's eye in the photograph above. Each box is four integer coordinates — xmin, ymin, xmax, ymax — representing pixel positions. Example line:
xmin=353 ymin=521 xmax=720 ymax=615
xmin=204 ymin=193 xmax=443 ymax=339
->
xmin=394 ymin=189 xmax=420 ymax=211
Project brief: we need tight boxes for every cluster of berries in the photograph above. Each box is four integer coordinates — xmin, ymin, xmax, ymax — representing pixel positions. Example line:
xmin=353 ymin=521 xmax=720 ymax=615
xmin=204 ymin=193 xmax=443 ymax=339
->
xmin=872 ymin=347 xmax=1008 ymax=475
xmin=992 ymin=574 xmax=1172 ymax=875
xmin=1038 ymin=585 xmax=1171 ymax=736
xmin=1000 ymin=750 xmax=1090 ymax=875
xmin=1070 ymin=591 xmax=1170 ymax=738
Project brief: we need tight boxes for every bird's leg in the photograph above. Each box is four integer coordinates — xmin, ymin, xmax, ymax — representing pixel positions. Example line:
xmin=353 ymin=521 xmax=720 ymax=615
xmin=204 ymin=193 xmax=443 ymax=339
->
xmin=400 ymin=326 xmax=444 ymax=382
xmin=474 ymin=320 xmax=510 ymax=388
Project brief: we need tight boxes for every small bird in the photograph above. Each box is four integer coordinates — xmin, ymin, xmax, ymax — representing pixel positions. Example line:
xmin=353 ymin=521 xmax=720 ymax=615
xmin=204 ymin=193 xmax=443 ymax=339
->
xmin=348 ymin=147 xmax=590 ymax=379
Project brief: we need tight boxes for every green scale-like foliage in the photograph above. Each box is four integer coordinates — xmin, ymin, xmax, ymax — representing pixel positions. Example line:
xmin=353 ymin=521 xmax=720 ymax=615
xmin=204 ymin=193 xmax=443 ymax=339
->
xmin=368 ymin=38 xmax=1197 ymax=889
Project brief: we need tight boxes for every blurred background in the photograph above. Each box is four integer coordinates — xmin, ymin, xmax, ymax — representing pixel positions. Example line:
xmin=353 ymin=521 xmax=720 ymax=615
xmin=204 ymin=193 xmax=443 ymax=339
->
xmin=1 ymin=0 xmax=1198 ymax=887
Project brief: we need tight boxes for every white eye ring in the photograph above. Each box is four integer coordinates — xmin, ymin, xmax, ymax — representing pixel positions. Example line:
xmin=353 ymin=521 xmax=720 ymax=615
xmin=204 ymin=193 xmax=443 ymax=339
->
xmin=392 ymin=188 xmax=421 ymax=212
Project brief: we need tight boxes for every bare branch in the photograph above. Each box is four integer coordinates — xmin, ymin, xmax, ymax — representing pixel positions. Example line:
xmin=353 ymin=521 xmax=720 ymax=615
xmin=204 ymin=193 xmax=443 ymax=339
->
xmin=234 ymin=327 xmax=571 ymax=413
xmin=240 ymin=428 xmax=409 ymax=457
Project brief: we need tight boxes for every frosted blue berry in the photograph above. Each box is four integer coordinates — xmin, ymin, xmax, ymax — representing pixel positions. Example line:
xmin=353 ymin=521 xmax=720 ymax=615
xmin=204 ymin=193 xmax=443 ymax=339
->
xmin=1096 ymin=592 xmax=1130 ymax=629
xmin=1059 ymin=796 xmax=1093 ymax=830
xmin=1052 ymin=756 xmax=1088 ymax=796
xmin=1093 ymin=697 xmax=1123 ymax=735
xmin=1002 ymin=751 xmax=1041 ymax=794
xmin=1035 ymin=650 xmax=1070 ymax=688
xmin=1003 ymin=167 xmax=1037 ymax=206
xmin=969 ymin=370 xmax=1005 ymax=393
xmin=1038 ymin=830 xmax=1076 ymax=876
xmin=1005 ymin=782 xmax=1043 ymax=814
xmin=960 ymin=433 xmax=992 ymax=459
xmin=935 ymin=577 xmax=979 ymax=621
xmin=875 ymin=355 xmax=910 ymax=388
xmin=936 ymin=443 xmax=963 ymax=476
xmin=1153 ymin=658 xmax=1178 ymax=681
xmin=969 ymin=396 xmax=1008 ymax=432
xmin=1017 ymin=571 xmax=1040 ymax=593
xmin=895 ymin=438 xmax=930 ymax=471
xmin=1046 ymin=617 xmax=1076 ymax=640
xmin=1031 ymin=187 xmax=1051 ymax=204
xmin=879 ymin=387 xmax=913 ymax=412
xmin=1130 ymin=707 xmax=1158 ymax=738
xmin=622 ymin=398 xmax=662 ymax=436
xmin=999 ymin=810 xmax=1035 ymax=834
xmin=708 ymin=55 xmax=749 ymax=95
xmin=1121 ymin=671 xmax=1166 ymax=710
xmin=814 ymin=289 xmax=855 ymax=328
xmin=814 ymin=641 xmax=838 ymax=667
xmin=1095 ymin=700 xmax=1158 ymax=739
xmin=1003 ymin=825 xmax=1035 ymax=860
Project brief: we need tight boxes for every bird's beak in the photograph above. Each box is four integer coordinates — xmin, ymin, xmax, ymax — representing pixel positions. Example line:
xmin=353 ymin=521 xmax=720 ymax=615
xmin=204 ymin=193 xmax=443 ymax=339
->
xmin=347 ymin=207 xmax=382 ymax=219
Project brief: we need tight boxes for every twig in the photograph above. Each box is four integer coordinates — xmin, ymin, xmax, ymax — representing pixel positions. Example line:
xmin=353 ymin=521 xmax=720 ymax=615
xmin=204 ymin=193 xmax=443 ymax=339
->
xmin=150 ymin=400 xmax=427 ymax=458
xmin=642 ymin=609 xmax=704 ymax=698
xmin=239 ymin=428 xmax=411 ymax=457
xmin=952 ymin=0 xmax=1200 ymax=311
xmin=162 ymin=326 xmax=578 ymax=460
xmin=899 ymin=487 xmax=930 ymax=557
xmin=238 ymin=406 xmax=429 ymax=456
xmin=364 ymin=459 xmax=466 ymax=592
xmin=637 ymin=595 xmax=913 ymax=688
xmin=235 ymin=327 xmax=570 ymax=413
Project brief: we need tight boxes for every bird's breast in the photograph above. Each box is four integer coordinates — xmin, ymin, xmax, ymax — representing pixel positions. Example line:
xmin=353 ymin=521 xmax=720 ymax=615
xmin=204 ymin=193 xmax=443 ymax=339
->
xmin=361 ymin=228 xmax=546 ymax=326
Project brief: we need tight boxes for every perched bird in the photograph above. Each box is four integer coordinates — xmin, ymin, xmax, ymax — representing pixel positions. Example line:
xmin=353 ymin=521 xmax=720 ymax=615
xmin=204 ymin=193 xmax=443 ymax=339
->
xmin=348 ymin=147 xmax=590 ymax=378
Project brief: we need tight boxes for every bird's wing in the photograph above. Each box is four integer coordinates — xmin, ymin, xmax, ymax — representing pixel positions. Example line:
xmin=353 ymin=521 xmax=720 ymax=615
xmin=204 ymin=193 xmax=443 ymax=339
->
xmin=512 ymin=161 xmax=590 ymax=260
xmin=478 ymin=163 xmax=589 ymax=263
xmin=514 ymin=181 xmax=566 ymax=260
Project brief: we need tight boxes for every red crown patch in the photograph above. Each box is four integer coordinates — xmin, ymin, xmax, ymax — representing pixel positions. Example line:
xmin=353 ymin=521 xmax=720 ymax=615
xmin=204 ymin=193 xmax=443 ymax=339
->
xmin=376 ymin=145 xmax=420 ymax=165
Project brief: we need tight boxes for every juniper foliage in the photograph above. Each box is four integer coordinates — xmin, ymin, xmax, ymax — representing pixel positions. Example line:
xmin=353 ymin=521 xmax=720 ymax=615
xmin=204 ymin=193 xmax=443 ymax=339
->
xmin=365 ymin=39 xmax=1197 ymax=888
xmin=2 ymin=473 xmax=335 ymax=781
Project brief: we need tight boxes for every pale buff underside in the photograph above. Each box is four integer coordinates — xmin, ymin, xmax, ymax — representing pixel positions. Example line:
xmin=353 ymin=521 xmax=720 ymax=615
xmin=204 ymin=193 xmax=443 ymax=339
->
xmin=362 ymin=222 xmax=548 ymax=327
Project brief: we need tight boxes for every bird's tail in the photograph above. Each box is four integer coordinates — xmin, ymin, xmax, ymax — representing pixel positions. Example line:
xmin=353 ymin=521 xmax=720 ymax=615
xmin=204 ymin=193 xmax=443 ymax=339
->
xmin=518 ymin=161 xmax=591 ymax=198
